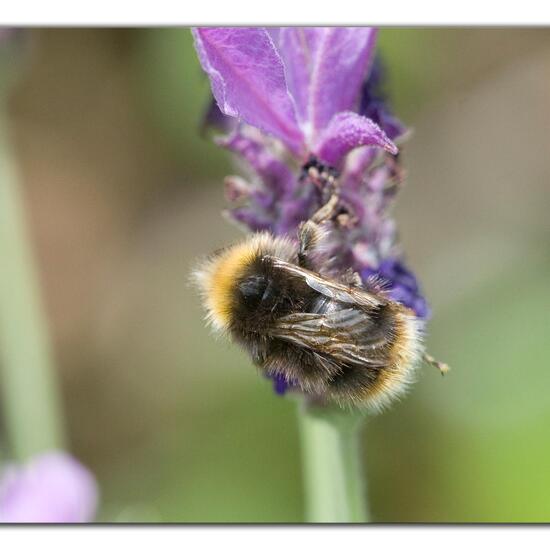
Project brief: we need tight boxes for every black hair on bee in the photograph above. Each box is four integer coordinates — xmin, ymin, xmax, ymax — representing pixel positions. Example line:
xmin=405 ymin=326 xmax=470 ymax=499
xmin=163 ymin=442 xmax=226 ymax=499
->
xmin=193 ymin=209 xmax=426 ymax=410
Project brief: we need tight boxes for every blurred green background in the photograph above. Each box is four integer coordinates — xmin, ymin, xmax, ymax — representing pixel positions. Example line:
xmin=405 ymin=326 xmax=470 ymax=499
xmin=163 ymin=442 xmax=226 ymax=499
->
xmin=1 ymin=28 xmax=550 ymax=522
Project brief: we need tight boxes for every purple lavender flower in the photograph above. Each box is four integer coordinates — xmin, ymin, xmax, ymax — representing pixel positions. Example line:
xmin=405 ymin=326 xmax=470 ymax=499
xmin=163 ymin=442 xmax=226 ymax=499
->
xmin=193 ymin=27 xmax=430 ymax=394
xmin=358 ymin=56 xmax=407 ymax=141
xmin=194 ymin=28 xmax=395 ymax=158
xmin=0 ymin=451 xmax=98 ymax=523
xmin=361 ymin=258 xmax=430 ymax=319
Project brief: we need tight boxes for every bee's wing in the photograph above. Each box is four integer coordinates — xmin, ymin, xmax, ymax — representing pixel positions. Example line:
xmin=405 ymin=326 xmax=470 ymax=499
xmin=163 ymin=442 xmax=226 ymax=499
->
xmin=269 ymin=309 xmax=390 ymax=368
xmin=268 ymin=258 xmax=384 ymax=308
xmin=268 ymin=259 xmax=393 ymax=369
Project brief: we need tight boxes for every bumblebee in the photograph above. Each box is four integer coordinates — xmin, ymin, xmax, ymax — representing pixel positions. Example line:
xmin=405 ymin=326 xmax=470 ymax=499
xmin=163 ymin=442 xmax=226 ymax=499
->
xmin=193 ymin=193 xmax=439 ymax=410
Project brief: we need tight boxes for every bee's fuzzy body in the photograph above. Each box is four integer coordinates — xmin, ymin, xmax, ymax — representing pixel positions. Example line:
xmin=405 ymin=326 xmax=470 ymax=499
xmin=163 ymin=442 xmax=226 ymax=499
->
xmin=193 ymin=232 xmax=424 ymax=410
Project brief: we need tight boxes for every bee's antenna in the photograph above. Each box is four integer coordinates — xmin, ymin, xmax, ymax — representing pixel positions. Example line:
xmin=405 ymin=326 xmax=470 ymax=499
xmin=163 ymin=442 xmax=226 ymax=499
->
xmin=422 ymin=353 xmax=450 ymax=376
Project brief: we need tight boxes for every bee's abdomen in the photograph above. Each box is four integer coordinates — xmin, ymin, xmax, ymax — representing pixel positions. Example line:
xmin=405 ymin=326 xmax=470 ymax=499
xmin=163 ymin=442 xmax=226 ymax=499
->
xmin=324 ymin=302 xmax=423 ymax=409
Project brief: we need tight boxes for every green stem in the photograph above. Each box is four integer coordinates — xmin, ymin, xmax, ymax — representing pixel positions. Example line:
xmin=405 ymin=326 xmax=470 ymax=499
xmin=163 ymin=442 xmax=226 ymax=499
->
xmin=0 ymin=110 xmax=65 ymax=460
xmin=298 ymin=400 xmax=368 ymax=523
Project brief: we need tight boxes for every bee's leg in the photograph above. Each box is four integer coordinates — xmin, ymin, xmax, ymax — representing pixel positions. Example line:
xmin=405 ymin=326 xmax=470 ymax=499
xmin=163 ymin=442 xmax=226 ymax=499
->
xmin=310 ymin=192 xmax=339 ymax=224
xmin=298 ymin=193 xmax=339 ymax=268
xmin=423 ymin=353 xmax=450 ymax=376
xmin=298 ymin=221 xmax=322 ymax=268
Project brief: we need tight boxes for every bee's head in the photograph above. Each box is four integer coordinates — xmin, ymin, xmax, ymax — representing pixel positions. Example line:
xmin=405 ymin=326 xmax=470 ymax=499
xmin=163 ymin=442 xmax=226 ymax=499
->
xmin=237 ymin=273 xmax=269 ymax=308
xmin=192 ymin=232 xmax=295 ymax=332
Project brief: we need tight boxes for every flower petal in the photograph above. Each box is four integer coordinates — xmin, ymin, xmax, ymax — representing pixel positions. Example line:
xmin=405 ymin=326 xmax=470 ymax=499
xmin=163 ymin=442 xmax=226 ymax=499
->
xmin=226 ymin=206 xmax=274 ymax=232
xmin=314 ymin=111 xmax=397 ymax=166
xmin=192 ymin=28 xmax=304 ymax=153
xmin=0 ymin=452 xmax=98 ymax=523
xmin=216 ymin=129 xmax=295 ymax=195
xmin=341 ymin=146 xmax=379 ymax=191
xmin=217 ymin=129 xmax=302 ymax=233
xmin=308 ymin=28 xmax=378 ymax=135
xmin=277 ymin=28 xmax=324 ymax=128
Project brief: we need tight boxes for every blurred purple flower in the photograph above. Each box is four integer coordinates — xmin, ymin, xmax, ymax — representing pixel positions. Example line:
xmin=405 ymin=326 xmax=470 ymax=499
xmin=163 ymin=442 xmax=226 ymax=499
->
xmin=193 ymin=27 xmax=430 ymax=395
xmin=0 ymin=451 xmax=98 ymax=523
xmin=0 ymin=28 xmax=20 ymax=44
